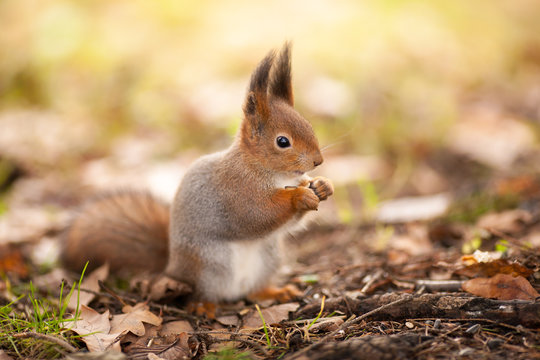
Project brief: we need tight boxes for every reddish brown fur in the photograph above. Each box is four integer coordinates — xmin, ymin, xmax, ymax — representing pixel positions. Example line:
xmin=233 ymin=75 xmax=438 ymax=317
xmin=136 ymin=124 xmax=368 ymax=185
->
xmin=61 ymin=191 xmax=170 ymax=274
xmin=248 ymin=284 xmax=302 ymax=303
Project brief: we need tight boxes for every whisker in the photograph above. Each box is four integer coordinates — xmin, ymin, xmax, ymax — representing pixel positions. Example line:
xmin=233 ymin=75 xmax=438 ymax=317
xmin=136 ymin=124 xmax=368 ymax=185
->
xmin=321 ymin=142 xmax=342 ymax=152
xmin=320 ymin=126 xmax=358 ymax=153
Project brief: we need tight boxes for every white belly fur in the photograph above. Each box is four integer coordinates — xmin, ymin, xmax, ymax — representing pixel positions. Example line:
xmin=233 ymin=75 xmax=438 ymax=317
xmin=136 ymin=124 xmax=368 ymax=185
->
xmin=227 ymin=237 xmax=275 ymax=299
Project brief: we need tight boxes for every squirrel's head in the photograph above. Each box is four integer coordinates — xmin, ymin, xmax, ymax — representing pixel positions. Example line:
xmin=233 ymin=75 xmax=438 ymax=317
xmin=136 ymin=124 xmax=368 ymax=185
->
xmin=239 ymin=43 xmax=323 ymax=177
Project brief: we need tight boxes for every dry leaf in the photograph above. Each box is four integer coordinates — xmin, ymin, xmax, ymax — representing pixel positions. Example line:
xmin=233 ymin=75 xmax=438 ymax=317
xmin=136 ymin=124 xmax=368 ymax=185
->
xmin=66 ymin=305 xmax=123 ymax=352
xmin=476 ymin=209 xmax=532 ymax=234
xmin=448 ymin=110 xmax=535 ymax=169
xmin=123 ymin=319 xmax=192 ymax=351
xmin=462 ymin=274 xmax=540 ymax=300
xmin=68 ymin=263 xmax=109 ymax=310
xmin=64 ymin=351 xmax=126 ymax=360
xmin=147 ymin=354 xmax=165 ymax=360
xmin=216 ymin=315 xmax=239 ymax=327
xmin=456 ymin=259 xmax=533 ymax=278
xmin=0 ymin=245 xmax=28 ymax=277
xmin=127 ymin=333 xmax=194 ymax=360
xmin=122 ymin=323 xmax=160 ymax=349
xmin=160 ymin=320 xmax=194 ymax=336
xmin=0 ymin=350 xmax=14 ymax=360
xmin=133 ymin=274 xmax=192 ymax=301
xmin=242 ymin=303 xmax=299 ymax=329
xmin=495 ymin=175 xmax=540 ymax=197
xmin=110 ymin=303 xmax=162 ymax=336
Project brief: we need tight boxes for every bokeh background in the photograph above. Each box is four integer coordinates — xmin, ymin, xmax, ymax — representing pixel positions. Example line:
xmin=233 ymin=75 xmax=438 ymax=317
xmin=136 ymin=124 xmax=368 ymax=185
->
xmin=2 ymin=0 xmax=540 ymax=227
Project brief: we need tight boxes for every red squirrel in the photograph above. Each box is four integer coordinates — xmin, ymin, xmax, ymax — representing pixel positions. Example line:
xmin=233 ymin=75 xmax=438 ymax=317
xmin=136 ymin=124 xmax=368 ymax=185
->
xmin=61 ymin=43 xmax=334 ymax=302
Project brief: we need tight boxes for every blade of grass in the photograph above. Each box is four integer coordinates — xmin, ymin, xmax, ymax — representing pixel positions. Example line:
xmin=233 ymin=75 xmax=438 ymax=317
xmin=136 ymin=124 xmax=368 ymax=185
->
xmin=255 ymin=304 xmax=271 ymax=347
xmin=306 ymin=296 xmax=325 ymax=331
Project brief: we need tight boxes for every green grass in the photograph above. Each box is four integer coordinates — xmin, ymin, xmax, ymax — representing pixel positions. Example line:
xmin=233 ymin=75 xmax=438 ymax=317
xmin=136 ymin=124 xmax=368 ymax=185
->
xmin=0 ymin=265 xmax=87 ymax=358
xmin=445 ymin=191 xmax=519 ymax=224
xmin=255 ymin=304 xmax=271 ymax=347
xmin=306 ymin=296 xmax=325 ymax=331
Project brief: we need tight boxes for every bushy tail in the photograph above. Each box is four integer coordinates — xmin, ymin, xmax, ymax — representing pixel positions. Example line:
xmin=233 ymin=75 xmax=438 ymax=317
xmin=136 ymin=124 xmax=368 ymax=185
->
xmin=61 ymin=191 xmax=170 ymax=274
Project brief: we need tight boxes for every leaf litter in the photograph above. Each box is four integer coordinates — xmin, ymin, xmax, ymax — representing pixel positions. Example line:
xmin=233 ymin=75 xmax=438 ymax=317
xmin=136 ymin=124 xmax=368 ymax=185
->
xmin=2 ymin=113 xmax=540 ymax=359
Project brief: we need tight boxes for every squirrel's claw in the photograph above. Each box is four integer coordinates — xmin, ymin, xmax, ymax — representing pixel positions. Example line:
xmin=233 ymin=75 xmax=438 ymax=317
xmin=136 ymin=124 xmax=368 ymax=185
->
xmin=309 ymin=177 xmax=334 ymax=201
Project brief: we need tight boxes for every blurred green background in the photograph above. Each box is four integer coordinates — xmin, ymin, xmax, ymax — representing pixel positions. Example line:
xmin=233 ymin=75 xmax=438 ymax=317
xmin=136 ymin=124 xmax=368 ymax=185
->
xmin=1 ymin=0 xmax=540 ymax=223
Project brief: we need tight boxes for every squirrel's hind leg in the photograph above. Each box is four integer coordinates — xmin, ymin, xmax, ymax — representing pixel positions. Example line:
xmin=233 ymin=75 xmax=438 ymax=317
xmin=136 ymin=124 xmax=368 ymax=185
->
xmin=186 ymin=301 xmax=217 ymax=319
xmin=247 ymin=284 xmax=302 ymax=303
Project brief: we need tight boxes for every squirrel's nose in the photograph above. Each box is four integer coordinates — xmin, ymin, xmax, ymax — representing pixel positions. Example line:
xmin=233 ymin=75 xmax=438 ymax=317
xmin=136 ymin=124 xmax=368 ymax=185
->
xmin=313 ymin=153 xmax=323 ymax=167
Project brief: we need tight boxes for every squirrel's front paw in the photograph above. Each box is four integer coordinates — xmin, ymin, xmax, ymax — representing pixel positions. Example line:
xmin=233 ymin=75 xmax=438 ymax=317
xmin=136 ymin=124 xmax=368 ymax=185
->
xmin=309 ymin=177 xmax=334 ymax=201
xmin=293 ymin=186 xmax=320 ymax=211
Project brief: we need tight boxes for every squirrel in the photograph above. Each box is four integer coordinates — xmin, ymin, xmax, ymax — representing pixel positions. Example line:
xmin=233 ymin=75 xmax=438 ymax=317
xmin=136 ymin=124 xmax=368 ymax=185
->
xmin=61 ymin=43 xmax=334 ymax=302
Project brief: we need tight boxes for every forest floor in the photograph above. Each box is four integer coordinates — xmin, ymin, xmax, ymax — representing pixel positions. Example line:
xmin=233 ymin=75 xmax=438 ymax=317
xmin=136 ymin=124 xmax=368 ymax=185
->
xmin=1 ymin=151 xmax=540 ymax=359
xmin=2 ymin=2 xmax=540 ymax=358
xmin=1 ymin=103 xmax=540 ymax=360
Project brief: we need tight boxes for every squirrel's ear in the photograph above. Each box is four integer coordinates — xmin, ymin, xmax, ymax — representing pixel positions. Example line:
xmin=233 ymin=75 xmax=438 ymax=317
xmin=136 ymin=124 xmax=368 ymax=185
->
xmin=269 ymin=42 xmax=294 ymax=106
xmin=243 ymin=50 xmax=275 ymax=120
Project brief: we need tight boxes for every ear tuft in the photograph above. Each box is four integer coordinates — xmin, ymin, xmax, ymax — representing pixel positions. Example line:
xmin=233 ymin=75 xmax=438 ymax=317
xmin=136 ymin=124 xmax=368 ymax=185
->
xmin=243 ymin=50 xmax=276 ymax=117
xmin=269 ymin=42 xmax=294 ymax=106
xmin=244 ymin=92 xmax=256 ymax=115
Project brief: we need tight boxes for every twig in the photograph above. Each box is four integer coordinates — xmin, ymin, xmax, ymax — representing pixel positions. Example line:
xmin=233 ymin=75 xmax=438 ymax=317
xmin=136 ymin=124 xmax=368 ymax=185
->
xmin=98 ymin=280 xmax=129 ymax=306
xmin=11 ymin=332 xmax=77 ymax=353
xmin=157 ymin=304 xmax=199 ymax=322
xmin=189 ymin=330 xmax=255 ymax=337
xmin=287 ymin=294 xmax=413 ymax=359
xmin=401 ymin=279 xmax=464 ymax=292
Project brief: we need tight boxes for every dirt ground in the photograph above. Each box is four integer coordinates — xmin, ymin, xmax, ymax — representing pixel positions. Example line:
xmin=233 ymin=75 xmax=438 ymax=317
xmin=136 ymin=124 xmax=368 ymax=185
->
xmin=1 ymin=176 xmax=540 ymax=359
xmin=2 ymin=2 xmax=540 ymax=357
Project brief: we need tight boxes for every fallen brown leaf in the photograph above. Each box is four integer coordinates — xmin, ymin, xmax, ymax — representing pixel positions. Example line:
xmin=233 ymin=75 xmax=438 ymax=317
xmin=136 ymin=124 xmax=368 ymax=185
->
xmin=456 ymin=259 xmax=534 ymax=278
xmin=242 ymin=303 xmax=299 ymax=329
xmin=0 ymin=245 xmax=28 ymax=277
xmin=0 ymin=350 xmax=14 ymax=360
xmin=122 ymin=323 xmax=160 ymax=349
xmin=65 ymin=305 xmax=123 ymax=352
xmin=216 ymin=315 xmax=239 ymax=327
xmin=127 ymin=333 xmax=195 ymax=360
xmin=476 ymin=209 xmax=532 ymax=234
xmin=495 ymin=175 xmax=540 ymax=197
xmin=110 ymin=303 xmax=162 ymax=336
xmin=64 ymin=351 xmax=126 ymax=360
xmin=122 ymin=319 xmax=193 ymax=352
xmin=462 ymin=274 xmax=540 ymax=300
xmin=133 ymin=274 xmax=192 ymax=301
xmin=160 ymin=320 xmax=194 ymax=336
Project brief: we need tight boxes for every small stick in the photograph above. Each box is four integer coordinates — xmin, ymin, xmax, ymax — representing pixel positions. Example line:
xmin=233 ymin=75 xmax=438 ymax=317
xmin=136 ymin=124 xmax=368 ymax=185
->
xmin=11 ymin=332 xmax=77 ymax=353
xmin=98 ymin=280 xmax=129 ymax=306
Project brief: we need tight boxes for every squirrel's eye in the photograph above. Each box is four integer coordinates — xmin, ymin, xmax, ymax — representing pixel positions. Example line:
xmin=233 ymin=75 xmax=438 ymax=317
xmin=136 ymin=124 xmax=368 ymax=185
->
xmin=276 ymin=136 xmax=291 ymax=148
